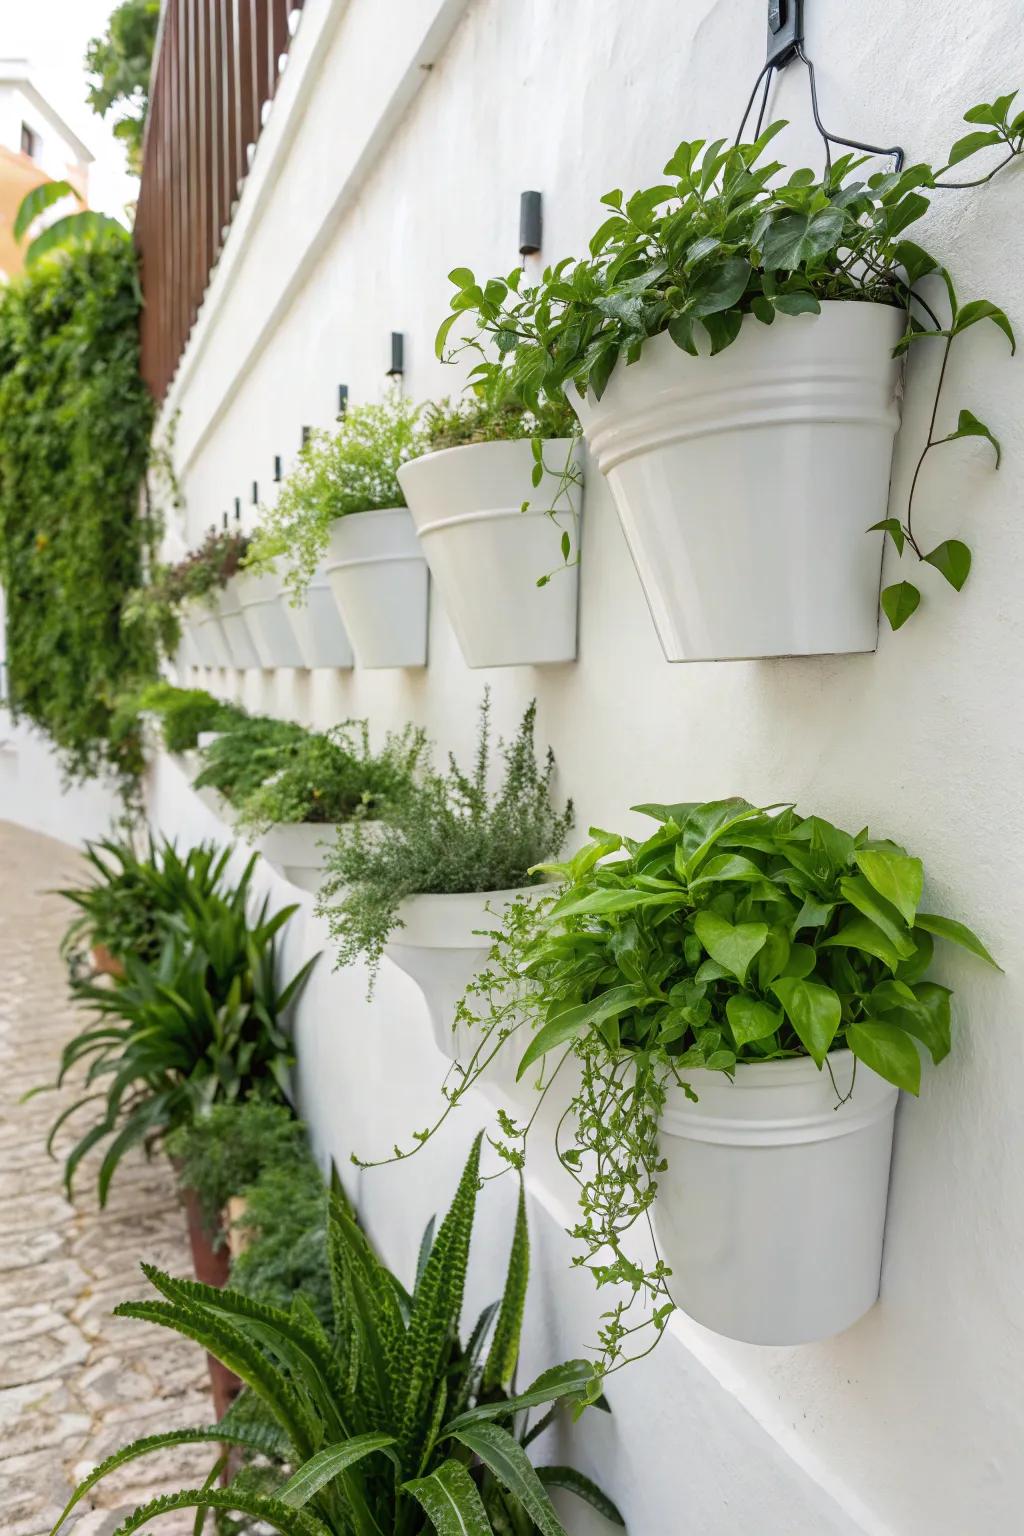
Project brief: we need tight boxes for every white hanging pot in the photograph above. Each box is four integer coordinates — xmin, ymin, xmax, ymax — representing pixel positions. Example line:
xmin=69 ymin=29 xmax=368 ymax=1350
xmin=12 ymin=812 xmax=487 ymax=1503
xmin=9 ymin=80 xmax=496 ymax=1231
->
xmin=191 ymin=597 xmax=233 ymax=669
xmin=398 ymin=439 xmax=582 ymax=668
xmin=571 ymin=302 xmax=903 ymax=661
xmin=287 ymin=567 xmax=355 ymax=670
xmin=384 ymin=886 xmax=549 ymax=1095
xmin=217 ymin=579 xmax=260 ymax=669
xmin=235 ymin=570 xmax=307 ymax=670
xmin=255 ymin=821 xmax=336 ymax=894
xmin=655 ymin=1051 xmax=899 ymax=1345
xmin=323 ymin=509 xmax=428 ymax=668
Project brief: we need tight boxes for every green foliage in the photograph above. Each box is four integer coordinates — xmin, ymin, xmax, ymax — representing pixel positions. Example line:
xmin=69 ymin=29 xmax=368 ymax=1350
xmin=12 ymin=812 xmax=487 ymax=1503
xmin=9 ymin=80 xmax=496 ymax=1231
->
xmin=84 ymin=0 xmax=161 ymax=174
xmin=401 ymin=797 xmax=997 ymax=1381
xmin=235 ymin=721 xmax=426 ymax=835
xmin=49 ymin=1137 xmax=620 ymax=1536
xmin=317 ymin=694 xmax=574 ymax=986
xmin=194 ymin=715 xmax=311 ymax=807
xmin=129 ymin=680 xmax=248 ymax=753
xmin=46 ymin=847 xmax=318 ymax=1203
xmin=166 ymin=528 xmax=250 ymax=602
xmin=230 ymin=1156 xmax=333 ymax=1329
xmin=0 ymin=228 xmax=158 ymax=787
xmin=423 ymin=391 xmax=577 ymax=452
xmin=440 ymin=91 xmax=1022 ymax=630
xmin=247 ymin=395 xmax=426 ymax=600
xmin=58 ymin=833 xmax=228 ymax=972
xmin=166 ymin=1100 xmax=310 ymax=1234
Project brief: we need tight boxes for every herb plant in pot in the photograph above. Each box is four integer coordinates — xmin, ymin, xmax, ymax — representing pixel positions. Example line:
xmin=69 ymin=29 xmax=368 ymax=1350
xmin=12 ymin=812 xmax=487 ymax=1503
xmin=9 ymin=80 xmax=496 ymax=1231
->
xmin=440 ymin=93 xmax=1021 ymax=660
xmin=398 ymin=388 xmax=583 ymax=667
xmin=495 ymin=797 xmax=999 ymax=1356
xmin=233 ymin=720 xmax=425 ymax=894
xmin=317 ymin=693 xmax=573 ymax=1089
xmin=249 ymin=395 xmax=429 ymax=668
xmin=191 ymin=712 xmax=310 ymax=822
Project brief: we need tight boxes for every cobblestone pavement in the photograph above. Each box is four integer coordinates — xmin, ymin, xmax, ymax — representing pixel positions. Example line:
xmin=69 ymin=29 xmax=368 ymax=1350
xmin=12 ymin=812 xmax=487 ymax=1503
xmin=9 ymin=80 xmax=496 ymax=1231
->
xmin=0 ymin=821 xmax=213 ymax=1535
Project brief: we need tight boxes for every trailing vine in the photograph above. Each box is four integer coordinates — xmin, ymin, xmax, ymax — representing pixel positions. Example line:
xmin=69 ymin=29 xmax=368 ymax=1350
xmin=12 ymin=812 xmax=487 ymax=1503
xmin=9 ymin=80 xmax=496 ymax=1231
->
xmin=0 ymin=226 xmax=158 ymax=789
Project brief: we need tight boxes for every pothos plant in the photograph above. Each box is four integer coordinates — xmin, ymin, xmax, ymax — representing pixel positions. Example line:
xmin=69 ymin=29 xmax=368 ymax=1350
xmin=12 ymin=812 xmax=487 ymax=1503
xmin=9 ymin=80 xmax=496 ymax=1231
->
xmin=437 ymin=89 xmax=1023 ymax=626
xmin=358 ymin=797 xmax=999 ymax=1389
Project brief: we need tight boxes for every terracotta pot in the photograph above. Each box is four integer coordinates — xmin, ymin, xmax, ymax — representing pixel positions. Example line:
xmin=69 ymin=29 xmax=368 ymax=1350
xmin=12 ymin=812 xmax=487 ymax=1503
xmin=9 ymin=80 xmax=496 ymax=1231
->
xmin=179 ymin=1183 xmax=241 ymax=1419
xmin=90 ymin=943 xmax=125 ymax=979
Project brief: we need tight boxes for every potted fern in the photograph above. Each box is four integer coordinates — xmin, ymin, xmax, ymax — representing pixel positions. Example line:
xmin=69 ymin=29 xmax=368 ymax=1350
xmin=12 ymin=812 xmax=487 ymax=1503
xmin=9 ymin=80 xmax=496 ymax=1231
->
xmin=48 ymin=1135 xmax=623 ymax=1535
xmin=439 ymin=92 xmax=1021 ymax=660
xmin=398 ymin=388 xmax=583 ymax=668
xmin=248 ymin=395 xmax=429 ymax=669
xmin=317 ymin=693 xmax=573 ymax=1081
xmin=233 ymin=721 xmax=426 ymax=894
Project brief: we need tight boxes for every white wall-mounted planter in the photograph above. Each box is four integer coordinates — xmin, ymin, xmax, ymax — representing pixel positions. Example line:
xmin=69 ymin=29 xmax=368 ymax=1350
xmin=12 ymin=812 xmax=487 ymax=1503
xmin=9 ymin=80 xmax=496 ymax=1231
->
xmin=217 ymin=579 xmax=260 ymax=669
xmin=572 ymin=302 xmax=903 ymax=661
xmin=189 ymin=597 xmax=233 ymax=669
xmin=398 ymin=439 xmax=581 ymax=668
xmin=323 ymin=508 xmax=428 ymax=668
xmin=235 ymin=570 xmax=307 ymax=670
xmin=287 ymin=567 xmax=355 ymax=670
xmin=655 ymin=1051 xmax=898 ymax=1345
xmin=384 ymin=886 xmax=547 ymax=1095
xmin=255 ymin=821 xmax=337 ymax=894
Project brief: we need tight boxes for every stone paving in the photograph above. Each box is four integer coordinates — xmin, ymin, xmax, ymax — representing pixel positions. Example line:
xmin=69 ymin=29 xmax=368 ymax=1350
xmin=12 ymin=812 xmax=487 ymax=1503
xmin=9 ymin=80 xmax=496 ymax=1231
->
xmin=0 ymin=820 xmax=213 ymax=1535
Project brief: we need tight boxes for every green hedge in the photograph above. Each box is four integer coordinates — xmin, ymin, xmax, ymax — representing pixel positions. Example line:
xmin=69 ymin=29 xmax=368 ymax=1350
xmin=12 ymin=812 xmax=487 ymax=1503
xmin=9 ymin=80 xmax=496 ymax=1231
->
xmin=0 ymin=229 xmax=157 ymax=786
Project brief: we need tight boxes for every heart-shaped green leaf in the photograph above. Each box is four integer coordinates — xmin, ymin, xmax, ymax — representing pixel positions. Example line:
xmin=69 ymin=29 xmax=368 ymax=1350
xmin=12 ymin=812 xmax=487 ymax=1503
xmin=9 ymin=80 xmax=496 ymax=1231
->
xmin=693 ymin=912 xmax=768 ymax=983
xmin=726 ymin=995 xmax=782 ymax=1048
xmin=853 ymin=850 xmax=923 ymax=927
xmin=847 ymin=1020 xmax=921 ymax=1095
xmin=770 ymin=977 xmax=841 ymax=1065
xmin=881 ymin=581 xmax=921 ymax=631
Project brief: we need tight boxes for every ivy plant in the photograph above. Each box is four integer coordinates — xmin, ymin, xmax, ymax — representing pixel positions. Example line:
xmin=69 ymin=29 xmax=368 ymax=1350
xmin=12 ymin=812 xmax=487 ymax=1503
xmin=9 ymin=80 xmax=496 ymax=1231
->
xmin=248 ymin=395 xmax=426 ymax=600
xmin=47 ymin=1135 xmax=622 ymax=1536
xmin=363 ymin=797 xmax=998 ymax=1387
xmin=0 ymin=226 xmax=159 ymax=787
xmin=438 ymin=90 xmax=1023 ymax=627
xmin=317 ymin=693 xmax=573 ymax=987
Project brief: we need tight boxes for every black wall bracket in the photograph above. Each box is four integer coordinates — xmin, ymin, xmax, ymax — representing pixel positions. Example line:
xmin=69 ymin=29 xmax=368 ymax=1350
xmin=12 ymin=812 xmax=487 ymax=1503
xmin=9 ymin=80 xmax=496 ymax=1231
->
xmin=387 ymin=332 xmax=405 ymax=379
xmin=767 ymin=0 xmax=803 ymax=67
xmin=519 ymin=190 xmax=542 ymax=257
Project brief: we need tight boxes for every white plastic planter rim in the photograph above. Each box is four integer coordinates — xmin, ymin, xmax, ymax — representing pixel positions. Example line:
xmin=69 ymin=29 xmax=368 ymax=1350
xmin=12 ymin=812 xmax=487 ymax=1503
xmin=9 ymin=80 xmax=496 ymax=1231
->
xmin=398 ymin=439 xmax=581 ymax=668
xmin=655 ymin=1050 xmax=899 ymax=1344
xmin=322 ymin=508 xmax=428 ymax=669
xmin=234 ymin=569 xmax=307 ymax=670
xmin=571 ymin=301 xmax=904 ymax=662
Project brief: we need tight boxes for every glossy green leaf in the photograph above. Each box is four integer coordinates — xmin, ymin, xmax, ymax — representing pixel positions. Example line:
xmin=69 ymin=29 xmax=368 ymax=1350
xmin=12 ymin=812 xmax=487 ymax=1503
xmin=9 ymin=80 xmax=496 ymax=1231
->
xmin=688 ymin=256 xmax=751 ymax=317
xmin=946 ymin=129 xmax=1003 ymax=165
xmin=13 ymin=178 xmax=80 ymax=240
xmin=405 ymin=1458 xmax=493 ymax=1536
xmin=914 ymin=912 xmax=1002 ymax=969
xmin=452 ymin=1422 xmax=567 ymax=1536
xmin=726 ymin=995 xmax=782 ymax=1048
xmin=821 ymin=916 xmax=906 ymax=971
xmin=868 ymin=518 xmax=906 ymax=554
xmin=846 ymin=1020 xmax=921 ymax=1095
xmin=953 ymin=299 xmax=1015 ymax=353
xmin=445 ymin=1359 xmax=598 ymax=1432
xmin=936 ymin=408 xmax=1001 ymax=467
xmin=536 ymin=1467 xmax=625 ymax=1526
xmin=922 ymin=539 xmax=972 ymax=592
xmin=517 ymin=988 xmax=647 ymax=1079
xmin=770 ymin=978 xmax=841 ymax=1065
xmin=881 ymin=581 xmax=921 ymax=631
xmin=853 ymin=850 xmax=924 ymax=928
xmin=881 ymin=982 xmax=952 ymax=1065
xmin=277 ymin=1433 xmax=397 ymax=1507
xmin=694 ymin=912 xmax=769 ymax=983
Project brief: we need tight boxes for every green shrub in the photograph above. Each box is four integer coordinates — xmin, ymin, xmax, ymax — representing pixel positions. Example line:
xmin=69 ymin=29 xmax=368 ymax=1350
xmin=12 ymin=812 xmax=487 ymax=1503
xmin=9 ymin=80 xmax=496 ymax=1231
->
xmin=193 ymin=714 xmax=310 ymax=806
xmin=116 ymin=681 xmax=247 ymax=754
xmin=229 ymin=1155 xmax=333 ymax=1328
xmin=318 ymin=693 xmax=573 ymax=984
xmin=165 ymin=1100 xmax=310 ymax=1235
xmin=247 ymin=394 xmax=426 ymax=599
xmin=422 ymin=390 xmax=577 ymax=452
xmin=0 ymin=229 xmax=157 ymax=786
xmin=234 ymin=721 xmax=425 ymax=834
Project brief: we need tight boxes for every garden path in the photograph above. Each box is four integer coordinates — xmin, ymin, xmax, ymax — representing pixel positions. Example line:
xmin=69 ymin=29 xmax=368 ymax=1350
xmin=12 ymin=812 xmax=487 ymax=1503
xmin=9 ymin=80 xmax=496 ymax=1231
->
xmin=0 ymin=819 xmax=211 ymax=1535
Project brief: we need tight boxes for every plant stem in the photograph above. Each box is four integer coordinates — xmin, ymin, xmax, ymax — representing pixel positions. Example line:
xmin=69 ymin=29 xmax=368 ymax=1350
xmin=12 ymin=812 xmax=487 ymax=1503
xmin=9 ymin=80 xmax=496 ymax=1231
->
xmin=904 ymin=331 xmax=954 ymax=559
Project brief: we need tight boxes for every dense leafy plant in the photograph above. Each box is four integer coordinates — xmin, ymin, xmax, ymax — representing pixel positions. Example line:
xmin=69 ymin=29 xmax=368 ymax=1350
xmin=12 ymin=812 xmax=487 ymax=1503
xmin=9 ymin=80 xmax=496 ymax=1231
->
xmin=371 ymin=797 xmax=998 ymax=1384
xmin=45 ymin=848 xmax=317 ymax=1203
xmin=439 ymin=91 xmax=1023 ymax=628
xmin=235 ymin=721 xmax=426 ymax=835
xmin=194 ymin=715 xmax=312 ymax=807
xmin=423 ymin=390 xmax=577 ymax=452
xmin=128 ymin=680 xmax=248 ymax=754
xmin=170 ymin=528 xmax=251 ymax=603
xmin=229 ymin=1154 xmax=334 ymax=1328
xmin=48 ymin=1135 xmax=623 ymax=1536
xmin=58 ymin=834 xmax=229 ymax=973
xmin=166 ymin=1100 xmax=311 ymax=1235
xmin=318 ymin=694 xmax=573 ymax=985
xmin=85 ymin=0 xmax=160 ymax=174
xmin=247 ymin=395 xmax=425 ymax=600
xmin=0 ymin=226 xmax=158 ymax=786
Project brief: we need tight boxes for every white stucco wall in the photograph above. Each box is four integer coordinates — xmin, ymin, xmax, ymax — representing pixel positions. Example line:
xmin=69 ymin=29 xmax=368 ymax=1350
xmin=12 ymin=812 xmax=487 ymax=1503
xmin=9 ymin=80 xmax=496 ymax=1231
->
xmin=143 ymin=2 xmax=1024 ymax=1532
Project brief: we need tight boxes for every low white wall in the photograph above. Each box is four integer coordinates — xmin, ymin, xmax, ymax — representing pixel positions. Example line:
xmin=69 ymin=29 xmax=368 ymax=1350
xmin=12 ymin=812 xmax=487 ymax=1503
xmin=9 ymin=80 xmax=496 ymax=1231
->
xmin=150 ymin=2 xmax=1024 ymax=1532
xmin=0 ymin=708 xmax=123 ymax=846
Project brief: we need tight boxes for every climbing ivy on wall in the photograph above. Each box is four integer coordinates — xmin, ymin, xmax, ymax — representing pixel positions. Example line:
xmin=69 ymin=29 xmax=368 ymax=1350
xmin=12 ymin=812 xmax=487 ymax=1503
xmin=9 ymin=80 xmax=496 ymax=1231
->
xmin=0 ymin=228 xmax=158 ymax=788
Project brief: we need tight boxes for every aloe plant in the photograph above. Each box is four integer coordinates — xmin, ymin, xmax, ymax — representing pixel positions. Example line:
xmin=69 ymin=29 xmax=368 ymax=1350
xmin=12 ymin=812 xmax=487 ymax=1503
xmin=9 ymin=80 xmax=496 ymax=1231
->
xmin=48 ymin=1136 xmax=624 ymax=1535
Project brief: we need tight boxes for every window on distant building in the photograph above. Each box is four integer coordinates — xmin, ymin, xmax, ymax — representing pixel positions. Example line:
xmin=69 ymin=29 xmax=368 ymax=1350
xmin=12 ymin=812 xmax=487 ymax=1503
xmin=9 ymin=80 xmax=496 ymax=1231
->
xmin=20 ymin=123 xmax=40 ymax=160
